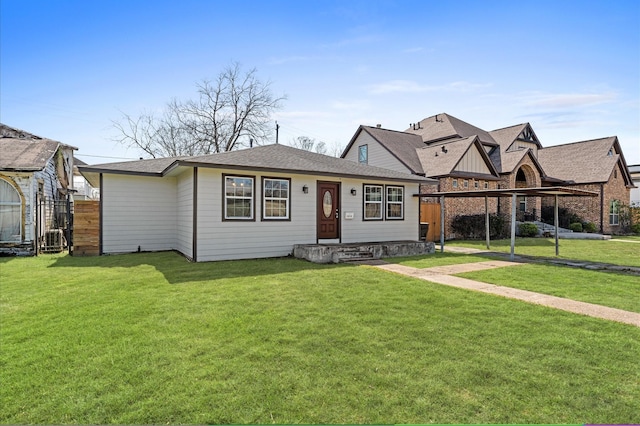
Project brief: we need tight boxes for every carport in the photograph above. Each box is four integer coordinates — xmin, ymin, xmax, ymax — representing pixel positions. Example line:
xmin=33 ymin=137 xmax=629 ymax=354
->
xmin=425 ymin=187 xmax=599 ymax=260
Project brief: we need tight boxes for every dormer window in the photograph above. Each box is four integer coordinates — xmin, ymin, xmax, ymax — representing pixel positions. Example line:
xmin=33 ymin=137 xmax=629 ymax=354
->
xmin=607 ymin=149 xmax=613 ymax=156
xmin=358 ymin=145 xmax=368 ymax=164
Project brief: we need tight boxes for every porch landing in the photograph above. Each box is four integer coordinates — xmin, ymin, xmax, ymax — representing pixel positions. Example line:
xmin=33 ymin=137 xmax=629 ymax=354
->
xmin=293 ymin=240 xmax=435 ymax=264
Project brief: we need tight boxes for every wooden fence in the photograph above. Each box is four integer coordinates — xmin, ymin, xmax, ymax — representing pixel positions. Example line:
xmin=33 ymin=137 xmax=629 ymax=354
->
xmin=420 ymin=203 xmax=441 ymax=242
xmin=73 ymin=200 xmax=99 ymax=256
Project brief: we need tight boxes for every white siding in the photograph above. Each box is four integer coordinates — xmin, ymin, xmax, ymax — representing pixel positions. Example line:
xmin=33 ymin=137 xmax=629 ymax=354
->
xmin=176 ymin=170 xmax=193 ymax=258
xmin=343 ymin=132 xmax=412 ymax=173
xmin=196 ymin=168 xmax=317 ymax=261
xmin=102 ymin=174 xmax=177 ymax=253
xmin=196 ymin=169 xmax=421 ymax=261
xmin=454 ymin=145 xmax=491 ymax=174
xmin=340 ymin=178 xmax=420 ymax=243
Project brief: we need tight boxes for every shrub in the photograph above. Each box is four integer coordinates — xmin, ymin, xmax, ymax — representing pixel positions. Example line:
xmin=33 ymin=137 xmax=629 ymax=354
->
xmin=631 ymin=223 xmax=640 ymax=235
xmin=583 ymin=222 xmax=597 ymax=233
xmin=569 ymin=222 xmax=583 ymax=232
xmin=451 ymin=213 xmax=509 ymax=239
xmin=518 ymin=223 xmax=538 ymax=237
xmin=541 ymin=206 xmax=583 ymax=229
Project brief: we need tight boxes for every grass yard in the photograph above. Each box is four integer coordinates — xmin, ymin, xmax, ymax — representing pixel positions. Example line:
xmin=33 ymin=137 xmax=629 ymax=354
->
xmin=458 ymin=264 xmax=640 ymax=313
xmin=447 ymin=237 xmax=640 ymax=267
xmin=1 ymin=252 xmax=639 ymax=424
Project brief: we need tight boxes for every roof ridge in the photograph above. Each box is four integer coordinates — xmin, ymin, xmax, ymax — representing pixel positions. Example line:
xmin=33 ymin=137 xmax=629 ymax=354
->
xmin=541 ymin=136 xmax=616 ymax=150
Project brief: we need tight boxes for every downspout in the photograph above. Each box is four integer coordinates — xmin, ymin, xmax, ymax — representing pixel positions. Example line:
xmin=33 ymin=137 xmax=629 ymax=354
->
xmin=192 ymin=167 xmax=198 ymax=262
xmin=599 ymin=183 xmax=604 ymax=234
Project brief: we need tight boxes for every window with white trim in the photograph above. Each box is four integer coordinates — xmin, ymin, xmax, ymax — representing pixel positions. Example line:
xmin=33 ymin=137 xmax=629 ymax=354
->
xmin=364 ymin=184 xmax=382 ymax=220
xmin=609 ymin=200 xmax=619 ymax=225
xmin=358 ymin=145 xmax=368 ymax=164
xmin=0 ymin=178 xmax=21 ymax=242
xmin=224 ymin=175 xmax=254 ymax=220
xmin=263 ymin=178 xmax=290 ymax=219
xmin=386 ymin=185 xmax=404 ymax=219
xmin=452 ymin=180 xmax=458 ymax=188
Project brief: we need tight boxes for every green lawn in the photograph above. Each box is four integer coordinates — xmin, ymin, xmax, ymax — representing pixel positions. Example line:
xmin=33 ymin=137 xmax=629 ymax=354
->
xmin=458 ymin=264 xmax=640 ymax=313
xmin=1 ymin=252 xmax=639 ymax=424
xmin=447 ymin=237 xmax=640 ymax=266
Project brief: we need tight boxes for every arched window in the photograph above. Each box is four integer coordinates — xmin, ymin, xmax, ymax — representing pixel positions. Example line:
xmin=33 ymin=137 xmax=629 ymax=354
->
xmin=0 ymin=178 xmax=22 ymax=242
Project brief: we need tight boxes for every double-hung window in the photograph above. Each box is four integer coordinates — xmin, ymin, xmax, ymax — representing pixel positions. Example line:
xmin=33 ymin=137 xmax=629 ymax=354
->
xmin=386 ymin=186 xmax=404 ymax=219
xmin=224 ymin=175 xmax=254 ymax=220
xmin=263 ymin=178 xmax=290 ymax=220
xmin=364 ymin=184 xmax=383 ymax=220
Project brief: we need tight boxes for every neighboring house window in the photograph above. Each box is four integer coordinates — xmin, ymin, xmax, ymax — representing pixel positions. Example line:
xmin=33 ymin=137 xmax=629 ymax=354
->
xmin=358 ymin=145 xmax=368 ymax=164
xmin=0 ymin=178 xmax=21 ymax=242
xmin=224 ymin=175 xmax=254 ymax=220
xmin=364 ymin=184 xmax=383 ymax=220
xmin=263 ymin=177 xmax=290 ymax=220
xmin=519 ymin=196 xmax=526 ymax=212
xmin=484 ymin=181 xmax=489 ymax=189
xmin=474 ymin=181 xmax=479 ymax=189
xmin=609 ymin=200 xmax=620 ymax=225
xmin=463 ymin=180 xmax=469 ymax=188
xmin=452 ymin=180 xmax=458 ymax=188
xmin=386 ymin=185 xmax=404 ymax=220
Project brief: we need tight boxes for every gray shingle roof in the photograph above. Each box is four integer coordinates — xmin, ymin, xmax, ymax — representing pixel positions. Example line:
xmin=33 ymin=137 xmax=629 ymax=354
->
xmin=406 ymin=113 xmax=498 ymax=145
xmin=416 ymin=136 xmax=499 ymax=179
xmin=0 ymin=139 xmax=61 ymax=171
xmin=359 ymin=126 xmax=425 ymax=174
xmin=537 ymin=137 xmax=621 ymax=184
xmin=0 ymin=123 xmax=77 ymax=171
xmin=80 ymin=144 xmax=436 ymax=185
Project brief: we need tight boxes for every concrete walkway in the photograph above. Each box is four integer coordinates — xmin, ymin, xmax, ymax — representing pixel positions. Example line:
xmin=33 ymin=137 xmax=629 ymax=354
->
xmin=367 ymin=259 xmax=640 ymax=328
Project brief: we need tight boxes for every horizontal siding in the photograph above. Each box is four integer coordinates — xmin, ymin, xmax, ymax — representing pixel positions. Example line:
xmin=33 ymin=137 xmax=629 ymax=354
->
xmin=102 ymin=174 xmax=177 ymax=254
xmin=176 ymin=170 xmax=193 ymax=258
xmin=344 ymin=132 xmax=412 ymax=173
xmin=196 ymin=169 xmax=421 ymax=261
xmin=340 ymin=178 xmax=421 ymax=243
xmin=196 ymin=168 xmax=316 ymax=261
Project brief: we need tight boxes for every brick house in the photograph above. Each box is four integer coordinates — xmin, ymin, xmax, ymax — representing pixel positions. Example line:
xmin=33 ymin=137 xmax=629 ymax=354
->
xmin=341 ymin=113 xmax=634 ymax=237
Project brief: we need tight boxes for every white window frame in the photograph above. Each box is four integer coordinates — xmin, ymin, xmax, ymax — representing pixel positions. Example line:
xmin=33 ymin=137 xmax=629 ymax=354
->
xmin=358 ymin=145 xmax=368 ymax=164
xmin=452 ymin=180 xmax=458 ymax=188
xmin=262 ymin=177 xmax=290 ymax=220
xmin=385 ymin=185 xmax=404 ymax=220
xmin=224 ymin=175 xmax=254 ymax=220
xmin=609 ymin=200 xmax=619 ymax=225
xmin=363 ymin=184 xmax=383 ymax=220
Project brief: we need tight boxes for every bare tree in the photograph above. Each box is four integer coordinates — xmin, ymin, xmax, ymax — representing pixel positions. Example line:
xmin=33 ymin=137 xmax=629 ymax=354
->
xmin=289 ymin=136 xmax=327 ymax=155
xmin=112 ymin=63 xmax=286 ymax=158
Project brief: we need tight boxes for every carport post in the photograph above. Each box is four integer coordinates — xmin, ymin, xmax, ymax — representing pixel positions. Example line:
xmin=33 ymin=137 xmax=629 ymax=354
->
xmin=510 ymin=193 xmax=517 ymax=261
xmin=554 ymin=194 xmax=559 ymax=256
xmin=485 ymin=196 xmax=490 ymax=249
xmin=440 ymin=195 xmax=445 ymax=253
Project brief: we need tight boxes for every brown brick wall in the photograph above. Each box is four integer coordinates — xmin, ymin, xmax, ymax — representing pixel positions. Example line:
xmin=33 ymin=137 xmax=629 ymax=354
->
xmin=540 ymin=163 xmax=631 ymax=234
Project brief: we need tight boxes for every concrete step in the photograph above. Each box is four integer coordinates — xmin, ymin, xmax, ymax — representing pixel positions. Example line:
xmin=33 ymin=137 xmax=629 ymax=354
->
xmin=331 ymin=250 xmax=374 ymax=263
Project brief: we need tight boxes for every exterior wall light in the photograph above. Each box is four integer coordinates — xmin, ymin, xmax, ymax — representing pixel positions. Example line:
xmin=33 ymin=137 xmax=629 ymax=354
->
xmin=350 ymin=188 xmax=357 ymax=196
xmin=302 ymin=185 xmax=309 ymax=194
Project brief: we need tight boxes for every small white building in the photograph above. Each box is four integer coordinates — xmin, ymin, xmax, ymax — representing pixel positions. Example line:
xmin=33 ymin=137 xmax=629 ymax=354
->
xmin=629 ymin=164 xmax=640 ymax=207
xmin=79 ymin=144 xmax=436 ymax=262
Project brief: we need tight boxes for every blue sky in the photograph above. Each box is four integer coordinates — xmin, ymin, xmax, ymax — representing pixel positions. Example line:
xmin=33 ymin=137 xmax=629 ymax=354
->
xmin=2 ymin=0 xmax=639 ymax=164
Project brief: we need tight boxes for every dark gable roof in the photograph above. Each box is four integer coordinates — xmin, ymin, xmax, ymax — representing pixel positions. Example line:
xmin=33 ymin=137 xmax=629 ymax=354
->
xmin=537 ymin=136 xmax=631 ymax=185
xmin=360 ymin=126 xmax=425 ymax=174
xmin=406 ymin=113 xmax=498 ymax=146
xmin=0 ymin=123 xmax=77 ymax=171
xmin=341 ymin=125 xmax=425 ymax=174
xmin=416 ymin=136 xmax=499 ymax=179
xmin=80 ymin=144 xmax=436 ymax=185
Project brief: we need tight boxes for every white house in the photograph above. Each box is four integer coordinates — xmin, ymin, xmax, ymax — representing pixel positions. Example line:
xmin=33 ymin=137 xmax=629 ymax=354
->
xmin=0 ymin=124 xmax=76 ymax=255
xmin=79 ymin=144 xmax=436 ymax=262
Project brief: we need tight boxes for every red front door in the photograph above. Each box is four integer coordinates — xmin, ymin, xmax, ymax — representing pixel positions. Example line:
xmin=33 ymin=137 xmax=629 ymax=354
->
xmin=317 ymin=182 xmax=340 ymax=240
